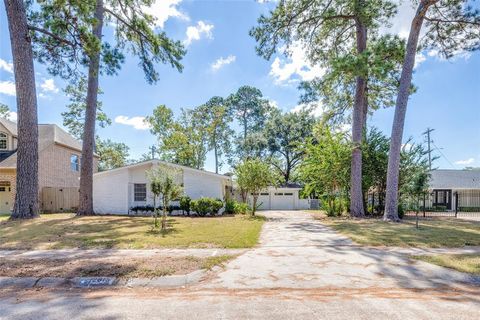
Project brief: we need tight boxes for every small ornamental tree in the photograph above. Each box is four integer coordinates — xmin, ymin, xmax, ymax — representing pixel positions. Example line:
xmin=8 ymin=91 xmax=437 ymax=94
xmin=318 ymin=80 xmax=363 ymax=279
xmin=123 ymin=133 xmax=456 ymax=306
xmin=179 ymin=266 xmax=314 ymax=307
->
xmin=147 ymin=166 xmax=183 ymax=231
xmin=235 ymin=159 xmax=277 ymax=216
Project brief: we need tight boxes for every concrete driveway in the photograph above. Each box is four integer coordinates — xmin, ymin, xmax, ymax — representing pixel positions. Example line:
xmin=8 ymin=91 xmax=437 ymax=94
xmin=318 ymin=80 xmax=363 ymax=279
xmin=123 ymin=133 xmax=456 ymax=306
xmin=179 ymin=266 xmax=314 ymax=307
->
xmin=202 ymin=210 xmax=478 ymax=289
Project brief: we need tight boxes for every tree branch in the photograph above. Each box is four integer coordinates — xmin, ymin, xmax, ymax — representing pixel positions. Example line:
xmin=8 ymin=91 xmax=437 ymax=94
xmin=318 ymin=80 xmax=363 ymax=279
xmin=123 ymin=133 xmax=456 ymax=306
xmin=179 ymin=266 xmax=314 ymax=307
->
xmin=28 ymin=25 xmax=75 ymax=47
xmin=424 ymin=16 xmax=480 ymax=26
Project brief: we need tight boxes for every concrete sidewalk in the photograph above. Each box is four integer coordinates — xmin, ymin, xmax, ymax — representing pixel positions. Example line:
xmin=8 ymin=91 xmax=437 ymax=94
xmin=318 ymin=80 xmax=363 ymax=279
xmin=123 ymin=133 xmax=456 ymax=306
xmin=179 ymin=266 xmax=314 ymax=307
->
xmin=0 ymin=248 xmax=246 ymax=260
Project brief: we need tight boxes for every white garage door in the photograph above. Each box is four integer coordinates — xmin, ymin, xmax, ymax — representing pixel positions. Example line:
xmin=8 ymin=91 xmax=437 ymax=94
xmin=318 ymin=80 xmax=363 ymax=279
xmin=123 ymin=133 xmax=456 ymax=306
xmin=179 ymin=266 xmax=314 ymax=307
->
xmin=256 ymin=193 xmax=270 ymax=210
xmin=271 ymin=192 xmax=295 ymax=210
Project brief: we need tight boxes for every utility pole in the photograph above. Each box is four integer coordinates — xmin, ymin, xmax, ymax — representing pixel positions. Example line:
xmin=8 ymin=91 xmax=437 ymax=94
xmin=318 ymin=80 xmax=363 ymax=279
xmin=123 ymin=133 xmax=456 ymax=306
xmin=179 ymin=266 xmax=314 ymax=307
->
xmin=423 ymin=128 xmax=434 ymax=170
xmin=149 ymin=145 xmax=156 ymax=160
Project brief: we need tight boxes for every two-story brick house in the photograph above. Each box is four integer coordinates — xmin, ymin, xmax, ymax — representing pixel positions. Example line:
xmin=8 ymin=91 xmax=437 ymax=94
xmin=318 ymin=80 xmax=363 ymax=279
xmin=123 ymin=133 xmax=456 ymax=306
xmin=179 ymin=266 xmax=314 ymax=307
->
xmin=0 ymin=117 xmax=97 ymax=213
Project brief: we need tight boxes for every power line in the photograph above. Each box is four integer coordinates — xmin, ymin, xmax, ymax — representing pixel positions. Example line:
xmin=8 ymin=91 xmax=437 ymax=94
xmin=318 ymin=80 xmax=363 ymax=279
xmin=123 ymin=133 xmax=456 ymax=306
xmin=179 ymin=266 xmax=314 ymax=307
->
xmin=432 ymin=141 xmax=456 ymax=169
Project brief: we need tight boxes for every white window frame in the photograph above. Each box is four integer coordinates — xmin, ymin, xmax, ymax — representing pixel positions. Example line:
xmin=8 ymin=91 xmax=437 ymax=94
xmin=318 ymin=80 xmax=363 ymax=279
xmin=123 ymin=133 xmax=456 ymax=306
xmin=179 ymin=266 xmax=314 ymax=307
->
xmin=134 ymin=183 xmax=147 ymax=202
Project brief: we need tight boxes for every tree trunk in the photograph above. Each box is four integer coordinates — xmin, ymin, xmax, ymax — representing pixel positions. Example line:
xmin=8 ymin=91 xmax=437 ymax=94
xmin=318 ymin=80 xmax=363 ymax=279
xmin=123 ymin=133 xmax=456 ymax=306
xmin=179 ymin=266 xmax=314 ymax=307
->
xmin=214 ymin=135 xmax=219 ymax=174
xmin=5 ymin=0 xmax=39 ymax=219
xmin=349 ymin=16 xmax=367 ymax=218
xmin=77 ymin=0 xmax=104 ymax=216
xmin=384 ymin=1 xmax=431 ymax=221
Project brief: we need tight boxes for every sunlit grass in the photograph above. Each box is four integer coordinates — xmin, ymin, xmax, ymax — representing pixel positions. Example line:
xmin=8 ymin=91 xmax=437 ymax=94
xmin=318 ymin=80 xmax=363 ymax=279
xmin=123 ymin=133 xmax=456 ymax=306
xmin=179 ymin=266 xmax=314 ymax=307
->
xmin=413 ymin=254 xmax=480 ymax=275
xmin=315 ymin=214 xmax=480 ymax=248
xmin=0 ymin=213 xmax=265 ymax=249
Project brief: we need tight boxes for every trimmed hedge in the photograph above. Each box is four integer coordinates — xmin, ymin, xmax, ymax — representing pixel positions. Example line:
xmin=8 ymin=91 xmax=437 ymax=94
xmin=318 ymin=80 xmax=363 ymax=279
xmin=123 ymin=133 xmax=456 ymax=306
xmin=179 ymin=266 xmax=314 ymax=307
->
xmin=130 ymin=205 xmax=180 ymax=214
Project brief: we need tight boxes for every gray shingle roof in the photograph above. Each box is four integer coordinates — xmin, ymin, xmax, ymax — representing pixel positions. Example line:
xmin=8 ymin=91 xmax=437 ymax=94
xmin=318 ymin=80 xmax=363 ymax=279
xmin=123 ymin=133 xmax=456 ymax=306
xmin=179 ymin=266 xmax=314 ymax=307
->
xmin=429 ymin=169 xmax=480 ymax=190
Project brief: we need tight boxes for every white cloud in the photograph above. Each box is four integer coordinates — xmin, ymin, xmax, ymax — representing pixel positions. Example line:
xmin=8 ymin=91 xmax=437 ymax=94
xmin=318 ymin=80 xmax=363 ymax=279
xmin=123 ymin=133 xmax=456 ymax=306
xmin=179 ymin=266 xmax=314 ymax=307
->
xmin=184 ymin=21 xmax=214 ymax=46
xmin=7 ymin=111 xmax=17 ymax=122
xmin=114 ymin=115 xmax=151 ymax=130
xmin=143 ymin=0 xmax=189 ymax=29
xmin=40 ymin=78 xmax=59 ymax=93
xmin=289 ymin=102 xmax=325 ymax=117
xmin=0 ymin=59 xmax=13 ymax=73
xmin=211 ymin=55 xmax=236 ymax=71
xmin=455 ymin=158 xmax=475 ymax=165
xmin=0 ymin=81 xmax=16 ymax=96
xmin=270 ymin=42 xmax=325 ymax=85
xmin=414 ymin=53 xmax=426 ymax=69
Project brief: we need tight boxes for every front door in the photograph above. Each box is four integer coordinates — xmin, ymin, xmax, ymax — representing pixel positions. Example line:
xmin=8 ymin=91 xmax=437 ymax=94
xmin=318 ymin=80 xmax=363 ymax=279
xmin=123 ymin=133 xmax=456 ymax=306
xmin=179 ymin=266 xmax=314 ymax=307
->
xmin=0 ymin=181 xmax=12 ymax=213
xmin=433 ymin=189 xmax=452 ymax=210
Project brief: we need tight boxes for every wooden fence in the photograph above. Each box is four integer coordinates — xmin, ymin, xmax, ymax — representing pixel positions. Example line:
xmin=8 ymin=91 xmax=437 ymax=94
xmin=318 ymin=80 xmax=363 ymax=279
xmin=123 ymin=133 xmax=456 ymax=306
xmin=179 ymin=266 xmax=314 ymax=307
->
xmin=42 ymin=187 xmax=79 ymax=213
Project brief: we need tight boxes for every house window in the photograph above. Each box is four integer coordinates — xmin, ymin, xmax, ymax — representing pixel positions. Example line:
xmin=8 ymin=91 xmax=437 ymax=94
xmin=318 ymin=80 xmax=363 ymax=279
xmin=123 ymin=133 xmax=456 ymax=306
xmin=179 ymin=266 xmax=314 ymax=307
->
xmin=70 ymin=154 xmax=79 ymax=172
xmin=134 ymin=184 xmax=147 ymax=202
xmin=284 ymin=193 xmax=293 ymax=196
xmin=0 ymin=133 xmax=7 ymax=150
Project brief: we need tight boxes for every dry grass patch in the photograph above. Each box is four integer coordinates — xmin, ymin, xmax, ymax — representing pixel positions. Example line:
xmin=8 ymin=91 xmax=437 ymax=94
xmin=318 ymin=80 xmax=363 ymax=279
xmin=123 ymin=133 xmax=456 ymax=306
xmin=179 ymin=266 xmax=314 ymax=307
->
xmin=0 ymin=255 xmax=236 ymax=278
xmin=413 ymin=254 xmax=480 ymax=275
xmin=312 ymin=213 xmax=480 ymax=248
xmin=0 ymin=213 xmax=265 ymax=249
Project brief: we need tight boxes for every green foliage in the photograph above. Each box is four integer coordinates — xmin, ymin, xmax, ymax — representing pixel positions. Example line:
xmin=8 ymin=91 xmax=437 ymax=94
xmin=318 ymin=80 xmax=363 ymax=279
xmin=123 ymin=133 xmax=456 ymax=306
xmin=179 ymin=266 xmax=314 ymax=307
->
xmin=61 ymin=76 xmax=110 ymax=140
xmin=190 ymin=197 xmax=224 ymax=217
xmin=224 ymin=198 xmax=236 ymax=215
xmin=96 ymin=138 xmax=130 ymax=171
xmin=235 ymin=158 xmax=278 ymax=215
xmin=233 ymin=202 xmax=251 ymax=215
xmin=264 ymin=108 xmax=316 ymax=183
xmin=321 ymin=195 xmax=348 ymax=217
xmin=179 ymin=196 xmax=191 ymax=215
xmin=147 ymin=166 xmax=183 ymax=230
xmin=0 ymin=103 xmax=11 ymax=119
xmin=299 ymin=124 xmax=351 ymax=199
xmin=227 ymin=86 xmax=273 ymax=162
xmin=28 ymin=0 xmax=186 ymax=82
xmin=146 ymin=105 xmax=209 ymax=169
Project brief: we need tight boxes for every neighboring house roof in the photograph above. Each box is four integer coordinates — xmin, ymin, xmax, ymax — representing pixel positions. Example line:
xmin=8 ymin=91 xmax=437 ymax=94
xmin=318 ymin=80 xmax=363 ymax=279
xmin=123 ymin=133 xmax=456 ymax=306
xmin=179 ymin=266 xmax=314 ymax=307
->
xmin=0 ymin=119 xmax=91 ymax=169
xmin=0 ymin=118 xmax=17 ymax=136
xmin=429 ymin=169 xmax=480 ymax=190
xmin=94 ymin=159 xmax=233 ymax=180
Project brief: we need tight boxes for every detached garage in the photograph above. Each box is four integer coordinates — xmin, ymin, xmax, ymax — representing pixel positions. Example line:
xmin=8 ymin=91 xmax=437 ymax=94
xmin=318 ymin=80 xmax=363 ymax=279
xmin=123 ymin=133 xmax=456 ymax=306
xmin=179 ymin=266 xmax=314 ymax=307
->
xmin=249 ymin=185 xmax=309 ymax=211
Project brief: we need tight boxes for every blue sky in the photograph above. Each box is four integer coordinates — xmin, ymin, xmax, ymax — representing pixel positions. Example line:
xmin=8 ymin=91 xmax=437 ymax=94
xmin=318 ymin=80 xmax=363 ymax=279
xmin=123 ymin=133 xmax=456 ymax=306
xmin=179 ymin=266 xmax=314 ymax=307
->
xmin=0 ymin=0 xmax=479 ymax=173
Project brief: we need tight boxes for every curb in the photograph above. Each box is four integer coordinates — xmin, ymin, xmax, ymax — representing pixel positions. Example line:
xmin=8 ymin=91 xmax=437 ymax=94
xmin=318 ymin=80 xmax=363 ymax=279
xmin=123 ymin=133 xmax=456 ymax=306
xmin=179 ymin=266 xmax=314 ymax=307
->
xmin=0 ymin=269 xmax=208 ymax=289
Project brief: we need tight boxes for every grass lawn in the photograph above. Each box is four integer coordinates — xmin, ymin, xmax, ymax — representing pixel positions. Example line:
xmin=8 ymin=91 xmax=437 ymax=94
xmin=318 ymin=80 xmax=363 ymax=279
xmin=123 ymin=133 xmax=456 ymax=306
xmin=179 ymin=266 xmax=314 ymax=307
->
xmin=310 ymin=211 xmax=480 ymax=248
xmin=0 ymin=213 xmax=265 ymax=249
xmin=413 ymin=254 xmax=480 ymax=275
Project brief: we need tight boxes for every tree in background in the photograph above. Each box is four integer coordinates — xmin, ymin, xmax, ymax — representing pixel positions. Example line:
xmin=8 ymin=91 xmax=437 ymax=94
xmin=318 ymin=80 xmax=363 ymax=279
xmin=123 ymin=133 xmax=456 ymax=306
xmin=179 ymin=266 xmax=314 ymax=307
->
xmin=384 ymin=0 xmax=480 ymax=221
xmin=264 ymin=109 xmax=316 ymax=184
xmin=227 ymin=86 xmax=272 ymax=162
xmin=251 ymin=0 xmax=403 ymax=218
xmin=61 ymin=76 xmax=110 ymax=140
xmin=4 ymin=0 xmax=40 ymax=219
xmin=199 ymin=97 xmax=233 ymax=173
xmin=146 ymin=105 xmax=209 ymax=169
xmin=96 ymin=139 xmax=130 ymax=171
xmin=147 ymin=166 xmax=183 ymax=230
xmin=0 ymin=103 xmax=11 ymax=119
xmin=299 ymin=125 xmax=351 ymax=216
xmin=234 ymin=158 xmax=278 ymax=215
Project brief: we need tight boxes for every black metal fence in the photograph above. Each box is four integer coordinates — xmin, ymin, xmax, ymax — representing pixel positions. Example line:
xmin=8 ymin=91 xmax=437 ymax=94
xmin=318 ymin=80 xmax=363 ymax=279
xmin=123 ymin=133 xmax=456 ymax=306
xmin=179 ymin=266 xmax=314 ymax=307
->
xmin=367 ymin=190 xmax=480 ymax=220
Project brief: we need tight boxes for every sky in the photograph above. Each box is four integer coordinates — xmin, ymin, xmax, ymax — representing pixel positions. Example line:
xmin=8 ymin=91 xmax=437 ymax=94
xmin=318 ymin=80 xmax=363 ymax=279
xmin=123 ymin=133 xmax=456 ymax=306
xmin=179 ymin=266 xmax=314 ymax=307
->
xmin=0 ymin=0 xmax=479 ymax=174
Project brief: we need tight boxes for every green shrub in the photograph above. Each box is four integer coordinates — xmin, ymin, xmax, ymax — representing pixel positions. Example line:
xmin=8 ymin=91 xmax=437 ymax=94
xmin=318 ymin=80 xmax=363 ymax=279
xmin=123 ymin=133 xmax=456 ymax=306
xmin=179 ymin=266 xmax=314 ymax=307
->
xmin=179 ymin=196 xmax=191 ymax=215
xmin=459 ymin=207 xmax=480 ymax=212
xmin=233 ymin=202 xmax=251 ymax=215
xmin=191 ymin=197 xmax=224 ymax=216
xmin=321 ymin=196 xmax=347 ymax=217
xmin=211 ymin=198 xmax=224 ymax=214
xmin=224 ymin=198 xmax=236 ymax=214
